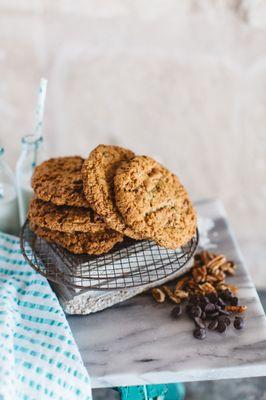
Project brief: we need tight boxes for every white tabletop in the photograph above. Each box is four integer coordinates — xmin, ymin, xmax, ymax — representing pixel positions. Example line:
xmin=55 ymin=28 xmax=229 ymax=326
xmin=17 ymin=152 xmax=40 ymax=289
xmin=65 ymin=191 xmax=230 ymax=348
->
xmin=68 ymin=199 xmax=266 ymax=388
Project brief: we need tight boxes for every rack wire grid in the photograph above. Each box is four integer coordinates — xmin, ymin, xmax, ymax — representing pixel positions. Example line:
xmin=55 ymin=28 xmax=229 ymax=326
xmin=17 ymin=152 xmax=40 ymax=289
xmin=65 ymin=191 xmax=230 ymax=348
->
xmin=20 ymin=219 xmax=199 ymax=290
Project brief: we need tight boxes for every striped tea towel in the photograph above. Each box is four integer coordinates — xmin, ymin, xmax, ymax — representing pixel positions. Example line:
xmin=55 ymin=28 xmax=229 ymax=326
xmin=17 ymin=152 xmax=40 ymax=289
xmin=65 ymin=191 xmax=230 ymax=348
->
xmin=0 ymin=231 xmax=92 ymax=400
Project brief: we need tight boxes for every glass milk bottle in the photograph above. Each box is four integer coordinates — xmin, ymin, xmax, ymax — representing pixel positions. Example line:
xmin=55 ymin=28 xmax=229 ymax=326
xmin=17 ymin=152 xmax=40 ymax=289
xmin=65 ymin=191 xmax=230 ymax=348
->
xmin=0 ymin=147 xmax=20 ymax=235
xmin=16 ymin=134 xmax=44 ymax=225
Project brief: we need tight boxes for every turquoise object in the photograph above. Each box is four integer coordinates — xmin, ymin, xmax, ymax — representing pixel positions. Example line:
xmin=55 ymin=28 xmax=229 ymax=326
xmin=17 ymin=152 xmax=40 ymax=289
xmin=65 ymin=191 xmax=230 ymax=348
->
xmin=164 ymin=384 xmax=186 ymax=399
xmin=16 ymin=134 xmax=44 ymax=225
xmin=116 ymin=383 xmax=185 ymax=400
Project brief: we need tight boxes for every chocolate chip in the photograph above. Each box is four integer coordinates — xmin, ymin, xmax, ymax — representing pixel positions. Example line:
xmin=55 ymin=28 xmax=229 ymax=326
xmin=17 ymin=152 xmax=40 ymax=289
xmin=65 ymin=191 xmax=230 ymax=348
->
xmin=234 ymin=316 xmax=244 ymax=330
xmin=230 ymin=297 xmax=238 ymax=306
xmin=186 ymin=304 xmax=192 ymax=314
xmin=203 ymin=295 xmax=210 ymax=303
xmin=208 ymin=293 xmax=218 ymax=304
xmin=218 ymin=316 xmax=231 ymax=326
xmin=221 ymin=289 xmax=233 ymax=302
xmin=219 ymin=308 xmax=230 ymax=316
xmin=217 ymin=297 xmax=226 ymax=307
xmin=194 ymin=317 xmax=206 ymax=329
xmin=216 ymin=321 xmax=227 ymax=333
xmin=208 ymin=320 xmax=218 ymax=330
xmin=193 ymin=327 xmax=207 ymax=340
xmin=205 ymin=303 xmax=216 ymax=314
xmin=224 ymin=317 xmax=231 ymax=326
xmin=208 ymin=311 xmax=219 ymax=319
xmin=189 ymin=294 xmax=200 ymax=305
xmin=171 ymin=305 xmax=182 ymax=319
xmin=189 ymin=305 xmax=202 ymax=319
xmin=201 ymin=311 xmax=206 ymax=320
xmin=200 ymin=296 xmax=210 ymax=307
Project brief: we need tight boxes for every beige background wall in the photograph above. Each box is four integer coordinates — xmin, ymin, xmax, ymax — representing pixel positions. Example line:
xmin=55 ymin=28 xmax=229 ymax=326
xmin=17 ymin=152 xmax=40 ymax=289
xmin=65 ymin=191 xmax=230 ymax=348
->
xmin=0 ymin=0 xmax=266 ymax=286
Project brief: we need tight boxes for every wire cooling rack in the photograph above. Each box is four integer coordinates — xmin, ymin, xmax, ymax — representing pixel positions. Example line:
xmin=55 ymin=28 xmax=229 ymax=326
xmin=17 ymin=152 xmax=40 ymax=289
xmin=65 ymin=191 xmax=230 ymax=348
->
xmin=20 ymin=219 xmax=199 ymax=290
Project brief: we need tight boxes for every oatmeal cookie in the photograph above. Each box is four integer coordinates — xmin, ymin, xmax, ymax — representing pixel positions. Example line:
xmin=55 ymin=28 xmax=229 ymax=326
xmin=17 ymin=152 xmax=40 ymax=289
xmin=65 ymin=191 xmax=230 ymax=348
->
xmin=28 ymin=198 xmax=107 ymax=234
xmin=32 ymin=156 xmax=89 ymax=207
xmin=30 ymin=222 xmax=123 ymax=255
xmin=82 ymin=144 xmax=143 ymax=239
xmin=114 ymin=155 xmax=197 ymax=249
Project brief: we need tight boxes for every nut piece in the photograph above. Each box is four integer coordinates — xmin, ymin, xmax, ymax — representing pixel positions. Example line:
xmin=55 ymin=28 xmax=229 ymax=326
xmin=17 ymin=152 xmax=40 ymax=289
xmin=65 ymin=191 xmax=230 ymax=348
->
xmin=199 ymin=282 xmax=216 ymax=294
xmin=192 ymin=265 xmax=207 ymax=283
xmin=175 ymin=276 xmax=190 ymax=290
xmin=216 ymin=283 xmax=227 ymax=291
xmin=174 ymin=289 xmax=189 ymax=299
xmin=225 ymin=305 xmax=247 ymax=313
xmin=151 ymin=288 xmax=166 ymax=303
xmin=200 ymin=250 xmax=214 ymax=264
xmin=221 ymin=261 xmax=236 ymax=275
xmin=216 ymin=283 xmax=238 ymax=294
xmin=226 ymin=284 xmax=239 ymax=294
xmin=206 ymin=274 xmax=218 ymax=284
xmin=162 ymin=285 xmax=181 ymax=304
xmin=212 ymin=270 xmax=226 ymax=282
xmin=187 ymin=279 xmax=197 ymax=290
xmin=206 ymin=255 xmax=226 ymax=272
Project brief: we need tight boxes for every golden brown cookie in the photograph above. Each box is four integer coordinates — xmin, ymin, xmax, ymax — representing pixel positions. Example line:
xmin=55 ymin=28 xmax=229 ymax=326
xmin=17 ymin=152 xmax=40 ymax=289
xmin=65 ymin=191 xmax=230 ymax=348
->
xmin=28 ymin=198 xmax=107 ymax=234
xmin=114 ymin=155 xmax=197 ymax=249
xmin=30 ymin=222 xmax=123 ymax=255
xmin=32 ymin=156 xmax=89 ymax=207
xmin=82 ymin=144 xmax=143 ymax=239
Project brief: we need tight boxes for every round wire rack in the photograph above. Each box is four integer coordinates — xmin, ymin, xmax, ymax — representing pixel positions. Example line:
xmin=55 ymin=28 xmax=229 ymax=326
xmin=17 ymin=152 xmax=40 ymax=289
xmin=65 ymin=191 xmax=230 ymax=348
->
xmin=20 ymin=219 xmax=199 ymax=290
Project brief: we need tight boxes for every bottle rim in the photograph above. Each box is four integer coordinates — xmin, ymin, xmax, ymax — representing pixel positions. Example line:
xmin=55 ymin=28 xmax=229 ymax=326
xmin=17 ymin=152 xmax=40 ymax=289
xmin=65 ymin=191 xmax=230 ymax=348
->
xmin=21 ymin=135 xmax=43 ymax=147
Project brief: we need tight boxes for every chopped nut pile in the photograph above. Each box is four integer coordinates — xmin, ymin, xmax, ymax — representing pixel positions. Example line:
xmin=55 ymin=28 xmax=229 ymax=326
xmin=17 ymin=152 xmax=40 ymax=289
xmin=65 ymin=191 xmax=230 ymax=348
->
xmin=151 ymin=250 xmax=247 ymax=340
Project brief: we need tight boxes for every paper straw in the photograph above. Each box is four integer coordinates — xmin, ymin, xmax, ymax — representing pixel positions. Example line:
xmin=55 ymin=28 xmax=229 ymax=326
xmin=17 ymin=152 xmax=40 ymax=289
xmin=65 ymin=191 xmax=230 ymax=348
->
xmin=0 ymin=147 xmax=4 ymax=199
xmin=34 ymin=78 xmax=47 ymax=139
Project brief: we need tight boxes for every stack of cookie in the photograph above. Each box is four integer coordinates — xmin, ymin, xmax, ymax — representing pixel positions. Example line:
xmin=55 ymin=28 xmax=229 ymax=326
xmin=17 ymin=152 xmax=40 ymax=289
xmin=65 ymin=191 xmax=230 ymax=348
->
xmin=29 ymin=145 xmax=197 ymax=255
xmin=28 ymin=156 xmax=123 ymax=254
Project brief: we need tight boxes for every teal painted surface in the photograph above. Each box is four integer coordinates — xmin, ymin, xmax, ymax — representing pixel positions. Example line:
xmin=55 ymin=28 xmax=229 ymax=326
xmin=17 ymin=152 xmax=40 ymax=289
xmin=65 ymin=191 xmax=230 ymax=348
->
xmin=116 ymin=383 xmax=185 ymax=400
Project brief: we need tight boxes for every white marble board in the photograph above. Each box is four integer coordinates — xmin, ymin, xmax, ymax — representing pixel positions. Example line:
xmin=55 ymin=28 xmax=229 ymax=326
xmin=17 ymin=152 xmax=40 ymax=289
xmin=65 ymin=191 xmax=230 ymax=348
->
xmin=67 ymin=199 xmax=266 ymax=388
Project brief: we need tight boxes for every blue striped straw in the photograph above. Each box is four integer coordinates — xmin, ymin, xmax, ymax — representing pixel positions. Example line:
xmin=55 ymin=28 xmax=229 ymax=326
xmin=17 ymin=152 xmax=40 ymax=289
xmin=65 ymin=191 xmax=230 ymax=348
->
xmin=34 ymin=78 xmax=47 ymax=140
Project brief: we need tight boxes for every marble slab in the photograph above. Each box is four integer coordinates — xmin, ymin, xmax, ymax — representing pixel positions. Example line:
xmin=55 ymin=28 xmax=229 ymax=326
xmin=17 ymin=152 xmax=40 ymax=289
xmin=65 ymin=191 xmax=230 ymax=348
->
xmin=67 ymin=199 xmax=266 ymax=388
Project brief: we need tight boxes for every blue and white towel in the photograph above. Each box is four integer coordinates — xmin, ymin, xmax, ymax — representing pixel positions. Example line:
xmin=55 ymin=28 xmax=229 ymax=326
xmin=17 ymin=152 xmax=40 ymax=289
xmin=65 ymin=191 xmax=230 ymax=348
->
xmin=0 ymin=232 xmax=92 ymax=400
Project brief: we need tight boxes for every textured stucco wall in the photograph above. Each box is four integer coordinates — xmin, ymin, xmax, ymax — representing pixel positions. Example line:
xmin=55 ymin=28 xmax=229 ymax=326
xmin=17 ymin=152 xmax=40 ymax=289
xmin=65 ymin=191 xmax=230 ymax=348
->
xmin=0 ymin=0 xmax=265 ymax=286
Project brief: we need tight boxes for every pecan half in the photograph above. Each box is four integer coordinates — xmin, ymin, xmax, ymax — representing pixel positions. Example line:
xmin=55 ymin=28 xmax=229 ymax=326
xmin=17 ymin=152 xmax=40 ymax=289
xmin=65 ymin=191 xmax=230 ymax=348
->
xmin=199 ymin=282 xmax=216 ymax=294
xmin=174 ymin=289 xmax=189 ymax=299
xmin=221 ymin=261 xmax=236 ymax=275
xmin=206 ymin=255 xmax=226 ymax=272
xmin=212 ymin=270 xmax=226 ymax=282
xmin=175 ymin=276 xmax=190 ymax=290
xmin=151 ymin=288 xmax=165 ymax=303
xmin=162 ymin=285 xmax=181 ymax=304
xmin=226 ymin=284 xmax=239 ymax=294
xmin=192 ymin=265 xmax=207 ymax=283
xmin=200 ymin=250 xmax=214 ymax=264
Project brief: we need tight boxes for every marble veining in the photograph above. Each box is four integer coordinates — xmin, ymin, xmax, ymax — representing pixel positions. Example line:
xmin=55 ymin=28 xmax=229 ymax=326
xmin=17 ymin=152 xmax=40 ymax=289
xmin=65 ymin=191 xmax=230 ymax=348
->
xmin=67 ymin=199 xmax=266 ymax=388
